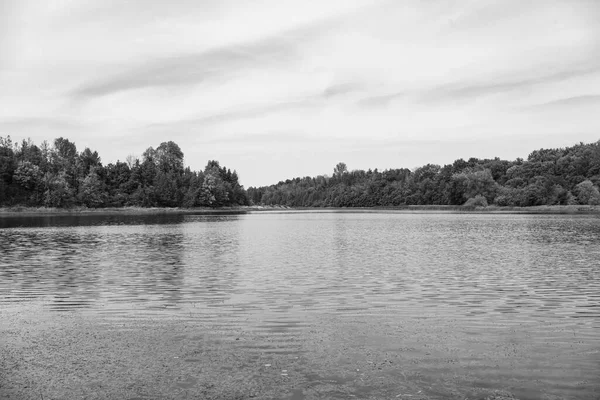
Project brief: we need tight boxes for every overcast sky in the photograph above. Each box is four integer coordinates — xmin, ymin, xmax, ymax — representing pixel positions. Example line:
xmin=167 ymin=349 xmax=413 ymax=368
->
xmin=1 ymin=0 xmax=599 ymax=187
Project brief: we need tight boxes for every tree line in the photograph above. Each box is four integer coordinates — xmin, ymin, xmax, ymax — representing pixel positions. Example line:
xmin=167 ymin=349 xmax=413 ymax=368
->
xmin=247 ymin=140 xmax=600 ymax=207
xmin=0 ymin=136 xmax=248 ymax=208
xmin=2 ymin=136 xmax=599 ymax=209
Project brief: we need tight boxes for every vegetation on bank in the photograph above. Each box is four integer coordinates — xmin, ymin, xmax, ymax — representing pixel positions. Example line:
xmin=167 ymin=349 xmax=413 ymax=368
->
xmin=1 ymin=136 xmax=599 ymax=210
xmin=0 ymin=204 xmax=598 ymax=217
xmin=0 ymin=205 xmax=297 ymax=216
xmin=248 ymin=140 xmax=600 ymax=208
xmin=0 ymin=206 xmax=250 ymax=216
xmin=0 ymin=136 xmax=248 ymax=208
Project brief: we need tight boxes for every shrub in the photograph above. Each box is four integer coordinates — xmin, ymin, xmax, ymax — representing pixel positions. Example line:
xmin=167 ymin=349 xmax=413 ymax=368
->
xmin=464 ymin=194 xmax=488 ymax=208
xmin=575 ymin=180 xmax=600 ymax=205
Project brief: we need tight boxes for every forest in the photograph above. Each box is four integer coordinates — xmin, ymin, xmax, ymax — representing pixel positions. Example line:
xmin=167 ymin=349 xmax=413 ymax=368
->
xmin=0 ymin=136 xmax=248 ymax=208
xmin=247 ymin=140 xmax=600 ymax=208
xmin=1 ymin=136 xmax=599 ymax=209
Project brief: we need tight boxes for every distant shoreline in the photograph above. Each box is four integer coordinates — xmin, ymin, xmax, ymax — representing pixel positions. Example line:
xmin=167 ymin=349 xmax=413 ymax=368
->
xmin=282 ymin=205 xmax=600 ymax=214
xmin=0 ymin=206 xmax=253 ymax=217
xmin=0 ymin=204 xmax=598 ymax=217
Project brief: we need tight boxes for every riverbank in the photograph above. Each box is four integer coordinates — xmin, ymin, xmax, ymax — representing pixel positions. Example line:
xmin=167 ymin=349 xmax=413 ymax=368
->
xmin=251 ymin=204 xmax=600 ymax=215
xmin=0 ymin=206 xmax=265 ymax=217
xmin=0 ymin=204 xmax=598 ymax=217
xmin=333 ymin=204 xmax=600 ymax=214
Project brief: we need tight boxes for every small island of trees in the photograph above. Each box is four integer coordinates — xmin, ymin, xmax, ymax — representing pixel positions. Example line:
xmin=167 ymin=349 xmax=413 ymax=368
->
xmin=1 ymin=136 xmax=599 ymax=209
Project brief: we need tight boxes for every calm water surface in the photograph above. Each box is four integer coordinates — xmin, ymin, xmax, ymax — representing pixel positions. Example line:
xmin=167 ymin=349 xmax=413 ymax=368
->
xmin=1 ymin=212 xmax=599 ymax=399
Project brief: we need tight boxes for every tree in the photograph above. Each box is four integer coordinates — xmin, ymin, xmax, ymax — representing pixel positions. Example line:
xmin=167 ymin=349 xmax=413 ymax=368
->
xmin=78 ymin=168 xmax=107 ymax=208
xmin=50 ymin=137 xmax=78 ymax=190
xmin=15 ymin=138 xmax=44 ymax=166
xmin=104 ymin=161 xmax=133 ymax=206
xmin=450 ymin=168 xmax=498 ymax=204
xmin=0 ymin=136 xmax=16 ymax=204
xmin=13 ymin=161 xmax=42 ymax=191
xmin=77 ymin=148 xmax=102 ymax=178
xmin=155 ymin=171 xmax=181 ymax=207
xmin=53 ymin=137 xmax=77 ymax=161
xmin=225 ymin=170 xmax=248 ymax=205
xmin=182 ymin=171 xmax=204 ymax=207
xmin=43 ymin=172 xmax=75 ymax=208
xmin=125 ymin=154 xmax=138 ymax=169
xmin=333 ymin=162 xmax=348 ymax=179
xmin=11 ymin=161 xmax=42 ymax=205
xmin=494 ymin=187 xmax=520 ymax=206
xmin=155 ymin=141 xmax=184 ymax=174
xmin=574 ymin=180 xmax=600 ymax=205
xmin=200 ymin=161 xmax=228 ymax=207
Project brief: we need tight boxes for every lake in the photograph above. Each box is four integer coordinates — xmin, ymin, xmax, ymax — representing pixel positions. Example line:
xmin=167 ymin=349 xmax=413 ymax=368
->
xmin=1 ymin=211 xmax=599 ymax=400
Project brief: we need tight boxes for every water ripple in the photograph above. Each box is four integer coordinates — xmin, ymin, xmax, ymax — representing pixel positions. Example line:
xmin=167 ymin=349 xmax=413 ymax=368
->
xmin=1 ymin=212 xmax=599 ymax=398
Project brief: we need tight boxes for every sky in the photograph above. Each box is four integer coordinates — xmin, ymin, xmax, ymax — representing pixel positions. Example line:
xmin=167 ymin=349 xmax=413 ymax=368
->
xmin=1 ymin=0 xmax=599 ymax=187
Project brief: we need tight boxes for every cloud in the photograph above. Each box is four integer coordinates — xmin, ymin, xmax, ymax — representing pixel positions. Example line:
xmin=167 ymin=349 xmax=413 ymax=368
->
xmin=0 ymin=117 xmax=83 ymax=133
xmin=357 ymin=92 xmax=404 ymax=107
xmin=70 ymin=7 xmax=361 ymax=99
xmin=197 ymin=131 xmax=311 ymax=146
xmin=144 ymin=96 xmax=320 ymax=132
xmin=527 ymin=94 xmax=600 ymax=109
xmin=418 ymin=64 xmax=600 ymax=105
xmin=322 ymin=82 xmax=362 ymax=98
xmin=73 ymin=38 xmax=299 ymax=98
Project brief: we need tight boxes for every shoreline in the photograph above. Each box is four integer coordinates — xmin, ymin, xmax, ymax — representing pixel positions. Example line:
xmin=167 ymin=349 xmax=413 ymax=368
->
xmin=0 ymin=204 xmax=598 ymax=217
xmin=0 ymin=206 xmax=256 ymax=217
xmin=271 ymin=204 xmax=600 ymax=214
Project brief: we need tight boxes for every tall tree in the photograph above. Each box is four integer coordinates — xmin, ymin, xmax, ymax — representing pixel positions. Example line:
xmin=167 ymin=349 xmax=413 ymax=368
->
xmin=78 ymin=167 xmax=107 ymax=208
xmin=333 ymin=162 xmax=348 ymax=180
xmin=0 ymin=136 xmax=15 ymax=203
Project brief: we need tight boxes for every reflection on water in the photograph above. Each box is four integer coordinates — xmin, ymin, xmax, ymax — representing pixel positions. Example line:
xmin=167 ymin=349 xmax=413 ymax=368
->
xmin=0 ymin=210 xmax=247 ymax=229
xmin=1 ymin=212 xmax=600 ymax=398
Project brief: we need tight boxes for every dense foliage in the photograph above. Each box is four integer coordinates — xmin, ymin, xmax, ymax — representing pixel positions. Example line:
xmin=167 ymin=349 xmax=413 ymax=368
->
xmin=2 ymin=137 xmax=599 ymax=209
xmin=0 ymin=136 xmax=249 ymax=208
xmin=248 ymin=141 xmax=600 ymax=207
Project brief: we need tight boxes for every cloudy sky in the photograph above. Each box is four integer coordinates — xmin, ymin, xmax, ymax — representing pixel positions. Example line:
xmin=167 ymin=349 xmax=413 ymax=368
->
xmin=1 ymin=0 xmax=599 ymax=187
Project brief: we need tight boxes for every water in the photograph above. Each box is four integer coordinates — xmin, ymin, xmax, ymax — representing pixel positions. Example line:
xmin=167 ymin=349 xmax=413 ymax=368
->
xmin=1 ymin=211 xmax=599 ymax=399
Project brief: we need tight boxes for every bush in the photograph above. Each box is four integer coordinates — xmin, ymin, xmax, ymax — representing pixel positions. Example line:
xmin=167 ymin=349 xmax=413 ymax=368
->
xmin=464 ymin=194 xmax=488 ymax=208
xmin=575 ymin=180 xmax=600 ymax=205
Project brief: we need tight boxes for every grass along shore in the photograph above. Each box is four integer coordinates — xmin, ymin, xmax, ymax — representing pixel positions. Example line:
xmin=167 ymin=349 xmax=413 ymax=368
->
xmin=0 ymin=206 xmax=254 ymax=217
xmin=0 ymin=204 xmax=598 ymax=217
